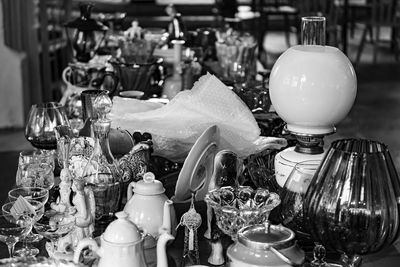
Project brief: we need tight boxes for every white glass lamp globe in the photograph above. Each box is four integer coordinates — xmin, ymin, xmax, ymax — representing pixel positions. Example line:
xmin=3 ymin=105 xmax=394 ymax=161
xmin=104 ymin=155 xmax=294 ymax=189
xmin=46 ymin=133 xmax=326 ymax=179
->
xmin=269 ymin=45 xmax=357 ymax=135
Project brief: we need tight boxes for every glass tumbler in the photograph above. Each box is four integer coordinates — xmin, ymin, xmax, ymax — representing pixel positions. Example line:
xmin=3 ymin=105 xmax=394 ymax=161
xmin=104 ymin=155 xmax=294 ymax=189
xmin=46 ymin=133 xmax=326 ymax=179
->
xmin=16 ymin=150 xmax=55 ymax=190
xmin=277 ymin=160 xmax=320 ymax=241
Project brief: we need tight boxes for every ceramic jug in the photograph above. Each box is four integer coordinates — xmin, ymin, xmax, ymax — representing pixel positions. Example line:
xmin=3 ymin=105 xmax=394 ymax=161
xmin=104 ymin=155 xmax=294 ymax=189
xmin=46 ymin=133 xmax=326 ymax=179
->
xmin=124 ymin=172 xmax=177 ymax=248
xmin=73 ymin=211 xmax=174 ymax=267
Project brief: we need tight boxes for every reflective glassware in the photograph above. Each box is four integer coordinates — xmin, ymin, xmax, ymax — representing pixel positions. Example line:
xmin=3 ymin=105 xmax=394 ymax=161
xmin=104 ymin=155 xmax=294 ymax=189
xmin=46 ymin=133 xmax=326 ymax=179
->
xmin=205 ymin=186 xmax=280 ymax=239
xmin=8 ymin=186 xmax=49 ymax=256
xmin=34 ymin=211 xmax=76 ymax=255
xmin=278 ymin=160 xmax=320 ymax=239
xmin=16 ymin=150 xmax=55 ymax=190
xmin=25 ymin=102 xmax=70 ymax=150
xmin=81 ymin=118 xmax=121 ymax=223
xmin=0 ymin=213 xmax=31 ymax=258
xmin=304 ymin=139 xmax=400 ymax=267
xmin=1 ymin=200 xmax=44 ymax=258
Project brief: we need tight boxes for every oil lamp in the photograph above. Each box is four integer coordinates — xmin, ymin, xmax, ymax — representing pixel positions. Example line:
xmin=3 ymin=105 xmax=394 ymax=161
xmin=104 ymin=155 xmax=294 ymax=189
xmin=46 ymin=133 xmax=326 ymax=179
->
xmin=269 ymin=17 xmax=357 ymax=187
xmin=64 ymin=3 xmax=108 ymax=63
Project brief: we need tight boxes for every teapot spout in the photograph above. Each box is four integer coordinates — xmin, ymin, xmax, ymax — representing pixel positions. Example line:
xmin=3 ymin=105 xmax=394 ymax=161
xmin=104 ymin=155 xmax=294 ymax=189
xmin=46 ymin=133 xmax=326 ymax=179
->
xmin=159 ymin=200 xmax=177 ymax=236
xmin=156 ymin=232 xmax=174 ymax=267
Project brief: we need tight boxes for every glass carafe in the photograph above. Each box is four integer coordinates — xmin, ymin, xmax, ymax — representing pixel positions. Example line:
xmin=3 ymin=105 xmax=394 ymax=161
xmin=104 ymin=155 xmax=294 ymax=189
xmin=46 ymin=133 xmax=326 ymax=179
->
xmin=304 ymin=139 xmax=400 ymax=267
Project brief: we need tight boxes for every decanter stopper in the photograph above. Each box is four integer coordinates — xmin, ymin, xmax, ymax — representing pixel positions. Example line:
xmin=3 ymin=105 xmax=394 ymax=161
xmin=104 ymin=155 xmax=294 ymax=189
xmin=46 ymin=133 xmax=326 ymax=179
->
xmin=310 ymin=243 xmax=330 ymax=267
xmin=179 ymin=191 xmax=202 ymax=267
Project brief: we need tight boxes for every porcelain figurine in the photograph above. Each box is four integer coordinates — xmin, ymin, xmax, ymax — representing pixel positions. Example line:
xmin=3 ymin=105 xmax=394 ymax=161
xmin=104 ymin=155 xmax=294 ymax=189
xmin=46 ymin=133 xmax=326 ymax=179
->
xmin=71 ymin=179 xmax=95 ymax=245
xmin=50 ymin=168 xmax=73 ymax=213
xmin=55 ymin=178 xmax=95 ymax=253
xmin=73 ymin=211 xmax=174 ymax=267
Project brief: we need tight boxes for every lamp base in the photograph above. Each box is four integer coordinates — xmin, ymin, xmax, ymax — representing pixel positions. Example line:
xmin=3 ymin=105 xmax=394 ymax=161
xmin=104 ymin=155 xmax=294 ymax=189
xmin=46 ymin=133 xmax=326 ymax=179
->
xmin=274 ymin=146 xmax=326 ymax=187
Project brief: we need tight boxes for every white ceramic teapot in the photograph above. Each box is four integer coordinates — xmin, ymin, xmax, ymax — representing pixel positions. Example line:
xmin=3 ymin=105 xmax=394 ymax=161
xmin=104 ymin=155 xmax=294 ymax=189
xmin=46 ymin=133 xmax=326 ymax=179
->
xmin=73 ymin=211 xmax=174 ymax=267
xmin=124 ymin=172 xmax=177 ymax=248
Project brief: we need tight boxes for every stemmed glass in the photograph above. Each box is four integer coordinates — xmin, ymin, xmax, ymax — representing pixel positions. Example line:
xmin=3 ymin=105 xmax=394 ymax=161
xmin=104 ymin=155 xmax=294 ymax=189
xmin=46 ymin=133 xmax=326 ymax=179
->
xmin=15 ymin=150 xmax=55 ymax=190
xmin=34 ymin=210 xmax=75 ymax=257
xmin=1 ymin=199 xmax=44 ymax=258
xmin=0 ymin=214 xmax=32 ymax=258
xmin=8 ymin=187 xmax=49 ymax=256
xmin=25 ymin=102 xmax=70 ymax=150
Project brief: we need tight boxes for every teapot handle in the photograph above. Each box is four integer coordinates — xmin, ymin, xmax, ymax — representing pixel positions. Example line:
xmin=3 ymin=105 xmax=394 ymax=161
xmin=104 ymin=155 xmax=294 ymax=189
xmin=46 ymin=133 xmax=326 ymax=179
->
xmin=62 ymin=66 xmax=71 ymax=85
xmin=73 ymin=238 xmax=99 ymax=264
xmin=127 ymin=181 xmax=137 ymax=201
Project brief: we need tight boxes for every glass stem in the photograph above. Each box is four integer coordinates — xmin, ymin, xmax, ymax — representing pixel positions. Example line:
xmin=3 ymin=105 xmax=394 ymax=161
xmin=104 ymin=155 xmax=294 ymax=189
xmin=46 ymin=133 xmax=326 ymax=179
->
xmin=7 ymin=243 xmax=15 ymax=257
xmin=340 ymin=253 xmax=363 ymax=267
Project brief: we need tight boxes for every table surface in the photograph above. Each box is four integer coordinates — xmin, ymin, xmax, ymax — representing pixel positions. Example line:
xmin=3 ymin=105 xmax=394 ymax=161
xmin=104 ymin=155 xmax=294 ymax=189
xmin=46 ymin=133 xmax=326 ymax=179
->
xmin=1 ymin=150 xmax=400 ymax=266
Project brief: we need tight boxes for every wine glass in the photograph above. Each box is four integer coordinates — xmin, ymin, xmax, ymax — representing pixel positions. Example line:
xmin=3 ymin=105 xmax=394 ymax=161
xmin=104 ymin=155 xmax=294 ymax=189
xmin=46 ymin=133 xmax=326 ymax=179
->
xmin=8 ymin=187 xmax=49 ymax=256
xmin=0 ymin=199 xmax=44 ymax=258
xmin=25 ymin=102 xmax=70 ymax=150
xmin=304 ymin=139 xmax=400 ymax=267
xmin=34 ymin=211 xmax=75 ymax=256
xmin=16 ymin=150 xmax=55 ymax=190
xmin=277 ymin=160 xmax=320 ymax=242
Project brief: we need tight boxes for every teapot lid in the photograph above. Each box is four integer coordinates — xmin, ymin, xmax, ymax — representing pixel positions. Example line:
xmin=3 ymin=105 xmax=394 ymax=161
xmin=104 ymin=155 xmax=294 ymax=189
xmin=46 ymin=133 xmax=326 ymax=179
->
xmin=103 ymin=211 xmax=142 ymax=243
xmin=238 ymin=222 xmax=296 ymax=251
xmin=134 ymin=172 xmax=165 ymax=195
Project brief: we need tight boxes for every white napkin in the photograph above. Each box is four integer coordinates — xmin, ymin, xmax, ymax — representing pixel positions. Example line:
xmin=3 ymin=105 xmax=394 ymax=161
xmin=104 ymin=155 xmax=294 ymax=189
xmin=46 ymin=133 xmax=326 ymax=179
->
xmin=111 ymin=73 xmax=286 ymax=162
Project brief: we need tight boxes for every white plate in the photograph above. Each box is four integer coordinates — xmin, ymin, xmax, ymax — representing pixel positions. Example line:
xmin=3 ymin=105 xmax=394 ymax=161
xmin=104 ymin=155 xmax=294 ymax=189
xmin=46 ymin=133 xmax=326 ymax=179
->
xmin=119 ymin=90 xmax=144 ymax=99
xmin=174 ymin=125 xmax=220 ymax=202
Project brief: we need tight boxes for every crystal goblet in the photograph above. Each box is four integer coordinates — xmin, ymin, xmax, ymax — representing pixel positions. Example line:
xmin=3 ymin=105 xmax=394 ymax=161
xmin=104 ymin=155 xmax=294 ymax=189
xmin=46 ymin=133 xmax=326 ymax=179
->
xmin=25 ymin=102 xmax=70 ymax=150
xmin=8 ymin=187 xmax=49 ymax=256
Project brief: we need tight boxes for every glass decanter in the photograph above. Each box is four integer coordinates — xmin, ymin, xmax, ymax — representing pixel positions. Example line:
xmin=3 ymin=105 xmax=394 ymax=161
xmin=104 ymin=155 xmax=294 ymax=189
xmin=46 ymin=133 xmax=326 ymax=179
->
xmin=81 ymin=117 xmax=122 ymax=223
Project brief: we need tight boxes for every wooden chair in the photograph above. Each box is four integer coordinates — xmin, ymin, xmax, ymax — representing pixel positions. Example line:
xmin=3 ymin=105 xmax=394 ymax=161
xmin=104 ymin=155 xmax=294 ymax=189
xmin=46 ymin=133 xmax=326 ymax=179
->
xmin=355 ymin=0 xmax=400 ymax=64
xmin=257 ymin=0 xmax=298 ymax=47
xmin=255 ymin=0 xmax=298 ymax=67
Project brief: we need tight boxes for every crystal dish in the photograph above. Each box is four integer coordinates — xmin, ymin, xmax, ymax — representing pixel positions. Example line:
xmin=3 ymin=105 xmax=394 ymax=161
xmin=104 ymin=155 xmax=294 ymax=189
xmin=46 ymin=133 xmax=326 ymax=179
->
xmin=205 ymin=186 xmax=280 ymax=238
